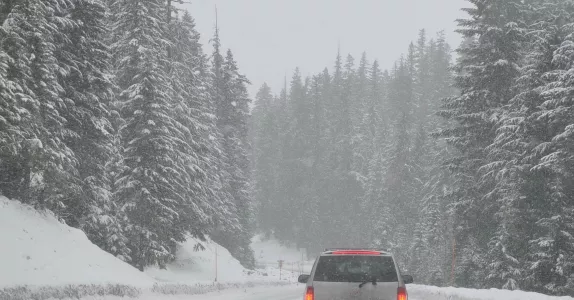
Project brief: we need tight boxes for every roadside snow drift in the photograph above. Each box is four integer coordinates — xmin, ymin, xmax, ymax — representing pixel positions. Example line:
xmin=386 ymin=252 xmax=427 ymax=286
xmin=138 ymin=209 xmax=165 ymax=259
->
xmin=145 ymin=236 xmax=301 ymax=284
xmin=0 ymin=197 xmax=154 ymax=288
xmin=145 ymin=237 xmax=250 ymax=283
xmin=408 ymin=284 xmax=574 ymax=300
xmin=0 ymin=196 xmax=293 ymax=291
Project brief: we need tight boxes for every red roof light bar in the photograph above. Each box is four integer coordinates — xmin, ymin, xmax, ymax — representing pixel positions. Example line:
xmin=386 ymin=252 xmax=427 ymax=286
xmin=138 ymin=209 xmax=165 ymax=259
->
xmin=331 ymin=250 xmax=381 ymax=255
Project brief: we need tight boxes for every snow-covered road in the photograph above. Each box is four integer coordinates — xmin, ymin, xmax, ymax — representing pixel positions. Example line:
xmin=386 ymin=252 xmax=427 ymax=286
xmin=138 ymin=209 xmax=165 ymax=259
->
xmin=175 ymin=285 xmax=303 ymax=300
xmin=143 ymin=284 xmax=423 ymax=300
xmin=107 ymin=285 xmax=306 ymax=300
xmin=56 ymin=283 xmax=574 ymax=300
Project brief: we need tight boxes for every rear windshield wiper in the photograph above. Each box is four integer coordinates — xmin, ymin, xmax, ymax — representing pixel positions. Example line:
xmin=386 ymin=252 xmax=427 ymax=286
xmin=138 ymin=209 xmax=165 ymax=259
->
xmin=358 ymin=276 xmax=377 ymax=288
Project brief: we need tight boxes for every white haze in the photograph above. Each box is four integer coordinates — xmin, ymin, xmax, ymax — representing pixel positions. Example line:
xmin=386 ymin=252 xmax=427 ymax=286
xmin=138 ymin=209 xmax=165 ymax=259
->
xmin=184 ymin=0 xmax=469 ymax=96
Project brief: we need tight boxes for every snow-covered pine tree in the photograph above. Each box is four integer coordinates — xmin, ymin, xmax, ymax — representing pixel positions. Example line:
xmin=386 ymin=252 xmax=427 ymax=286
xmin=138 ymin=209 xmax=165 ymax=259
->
xmin=361 ymin=60 xmax=388 ymax=248
xmin=437 ymin=0 xmax=524 ymax=288
xmin=328 ymin=52 xmax=361 ymax=246
xmin=284 ymin=68 xmax=312 ymax=247
xmin=252 ymin=83 xmax=277 ymax=233
xmin=210 ymin=29 xmax=255 ymax=267
xmin=352 ymin=52 xmax=370 ymax=129
xmin=522 ymin=1 xmax=574 ymax=293
xmin=0 ymin=3 xmax=32 ymax=200
xmin=270 ymin=79 xmax=295 ymax=243
xmin=345 ymin=53 xmax=373 ymax=246
xmin=414 ymin=30 xmax=431 ymax=120
xmin=397 ymin=31 xmax=457 ymax=285
xmin=167 ymin=9 xmax=219 ymax=240
xmin=416 ymin=33 xmax=456 ymax=286
xmin=50 ymin=0 xmax=130 ymax=260
xmin=1 ymin=0 xmax=85 ymax=225
xmin=384 ymin=58 xmax=417 ymax=269
xmin=480 ymin=0 xmax=555 ymax=291
xmin=222 ymin=49 xmax=255 ymax=268
xmin=304 ymin=74 xmax=328 ymax=251
xmin=110 ymin=0 xmax=198 ymax=270
xmin=307 ymin=68 xmax=334 ymax=253
xmin=407 ymin=31 xmax=437 ymax=279
xmin=202 ymin=17 xmax=243 ymax=249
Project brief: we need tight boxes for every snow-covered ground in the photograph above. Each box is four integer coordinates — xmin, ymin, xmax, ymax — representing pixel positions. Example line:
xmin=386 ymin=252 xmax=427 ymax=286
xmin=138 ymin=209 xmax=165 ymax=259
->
xmin=146 ymin=237 xmax=253 ymax=284
xmin=408 ymin=284 xmax=574 ymax=300
xmin=0 ymin=197 xmax=154 ymax=288
xmin=0 ymin=197 xmax=298 ymax=288
xmin=145 ymin=235 xmax=302 ymax=284
xmin=0 ymin=197 xmax=298 ymax=299
xmin=64 ymin=285 xmax=304 ymax=300
xmin=15 ymin=283 xmax=574 ymax=300
xmin=2 ymin=196 xmax=574 ymax=300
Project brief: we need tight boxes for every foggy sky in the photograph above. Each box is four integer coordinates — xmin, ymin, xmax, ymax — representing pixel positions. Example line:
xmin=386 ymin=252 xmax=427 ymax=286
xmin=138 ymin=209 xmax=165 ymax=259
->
xmin=184 ymin=0 xmax=469 ymax=97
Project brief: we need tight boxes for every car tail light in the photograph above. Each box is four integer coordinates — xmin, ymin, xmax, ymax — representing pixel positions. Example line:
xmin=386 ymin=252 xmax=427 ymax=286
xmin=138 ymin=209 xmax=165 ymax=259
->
xmin=305 ymin=286 xmax=314 ymax=300
xmin=397 ymin=286 xmax=407 ymax=300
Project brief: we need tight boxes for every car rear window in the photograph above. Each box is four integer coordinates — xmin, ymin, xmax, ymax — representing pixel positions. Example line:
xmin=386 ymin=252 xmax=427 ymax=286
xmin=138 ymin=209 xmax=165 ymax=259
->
xmin=312 ymin=255 xmax=398 ymax=282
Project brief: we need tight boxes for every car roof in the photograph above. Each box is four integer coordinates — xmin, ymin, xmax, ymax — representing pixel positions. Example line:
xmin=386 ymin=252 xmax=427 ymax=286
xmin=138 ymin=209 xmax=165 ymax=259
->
xmin=320 ymin=248 xmax=393 ymax=256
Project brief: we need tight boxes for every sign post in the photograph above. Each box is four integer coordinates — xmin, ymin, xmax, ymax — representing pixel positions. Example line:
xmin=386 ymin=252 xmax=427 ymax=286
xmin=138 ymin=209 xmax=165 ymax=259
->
xmin=301 ymin=250 xmax=304 ymax=275
xmin=451 ymin=235 xmax=456 ymax=286
xmin=278 ymin=260 xmax=284 ymax=280
xmin=214 ymin=244 xmax=218 ymax=282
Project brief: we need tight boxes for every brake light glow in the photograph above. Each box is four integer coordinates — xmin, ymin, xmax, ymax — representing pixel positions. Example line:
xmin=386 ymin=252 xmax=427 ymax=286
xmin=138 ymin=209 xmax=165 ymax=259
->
xmin=332 ymin=250 xmax=381 ymax=255
xmin=397 ymin=286 xmax=407 ymax=300
xmin=305 ymin=286 xmax=314 ymax=300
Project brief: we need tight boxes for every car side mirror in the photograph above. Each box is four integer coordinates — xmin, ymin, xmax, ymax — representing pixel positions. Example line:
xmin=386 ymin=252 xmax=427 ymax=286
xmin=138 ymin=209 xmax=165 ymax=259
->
xmin=298 ymin=274 xmax=310 ymax=283
xmin=402 ymin=274 xmax=414 ymax=284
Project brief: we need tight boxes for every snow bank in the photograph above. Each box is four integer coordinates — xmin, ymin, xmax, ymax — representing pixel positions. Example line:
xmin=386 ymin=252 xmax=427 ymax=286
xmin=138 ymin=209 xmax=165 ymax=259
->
xmin=49 ymin=284 xmax=302 ymax=300
xmin=146 ymin=234 xmax=320 ymax=285
xmin=0 ymin=197 xmax=294 ymax=299
xmin=0 ymin=197 xmax=292 ymax=290
xmin=145 ymin=235 xmax=302 ymax=284
xmin=146 ymin=237 xmax=251 ymax=284
xmin=0 ymin=197 xmax=155 ymax=288
xmin=408 ymin=284 xmax=574 ymax=300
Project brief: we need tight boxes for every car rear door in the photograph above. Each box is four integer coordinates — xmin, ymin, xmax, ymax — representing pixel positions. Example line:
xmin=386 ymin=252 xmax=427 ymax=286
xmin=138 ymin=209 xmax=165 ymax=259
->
xmin=310 ymin=254 xmax=399 ymax=300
